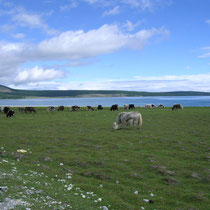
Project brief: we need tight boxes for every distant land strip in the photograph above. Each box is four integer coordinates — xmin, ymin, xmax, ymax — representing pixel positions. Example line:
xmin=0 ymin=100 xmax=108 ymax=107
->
xmin=1 ymin=85 xmax=210 ymax=99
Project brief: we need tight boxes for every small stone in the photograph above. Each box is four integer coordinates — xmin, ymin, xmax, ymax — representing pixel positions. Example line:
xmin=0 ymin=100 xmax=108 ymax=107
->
xmin=35 ymin=190 xmax=42 ymax=194
xmin=0 ymin=186 xmax=8 ymax=192
xmin=191 ymin=173 xmax=202 ymax=180
xmin=143 ymin=199 xmax=149 ymax=203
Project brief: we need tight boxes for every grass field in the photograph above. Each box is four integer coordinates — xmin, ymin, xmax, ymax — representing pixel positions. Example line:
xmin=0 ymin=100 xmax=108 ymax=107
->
xmin=0 ymin=107 xmax=209 ymax=209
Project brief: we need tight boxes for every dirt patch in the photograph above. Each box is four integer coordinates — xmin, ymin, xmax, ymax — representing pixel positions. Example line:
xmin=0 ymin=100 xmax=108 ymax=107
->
xmin=81 ymin=171 xmax=111 ymax=180
xmin=158 ymin=169 xmax=175 ymax=176
xmin=68 ymin=160 xmax=90 ymax=168
xmin=163 ymin=177 xmax=179 ymax=185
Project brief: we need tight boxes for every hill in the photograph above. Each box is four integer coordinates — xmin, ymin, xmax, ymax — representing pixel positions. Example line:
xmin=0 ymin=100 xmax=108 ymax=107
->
xmin=0 ymin=85 xmax=210 ymax=99
xmin=0 ymin=85 xmax=13 ymax=93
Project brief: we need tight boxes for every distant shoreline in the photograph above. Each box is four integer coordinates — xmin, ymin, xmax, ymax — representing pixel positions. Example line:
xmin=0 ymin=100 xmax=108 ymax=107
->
xmin=1 ymin=85 xmax=210 ymax=99
xmin=1 ymin=95 xmax=210 ymax=107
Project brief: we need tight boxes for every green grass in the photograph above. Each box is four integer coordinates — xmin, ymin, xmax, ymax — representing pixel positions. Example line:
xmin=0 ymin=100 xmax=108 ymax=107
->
xmin=0 ymin=107 xmax=209 ymax=209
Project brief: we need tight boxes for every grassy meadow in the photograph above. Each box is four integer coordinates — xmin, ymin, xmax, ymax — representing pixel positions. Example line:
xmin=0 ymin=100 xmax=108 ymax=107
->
xmin=0 ymin=106 xmax=209 ymax=209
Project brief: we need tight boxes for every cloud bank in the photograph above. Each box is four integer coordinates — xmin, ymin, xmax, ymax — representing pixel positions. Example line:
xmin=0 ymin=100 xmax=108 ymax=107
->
xmin=0 ymin=24 xmax=169 ymax=86
xmin=9 ymin=73 xmax=210 ymax=92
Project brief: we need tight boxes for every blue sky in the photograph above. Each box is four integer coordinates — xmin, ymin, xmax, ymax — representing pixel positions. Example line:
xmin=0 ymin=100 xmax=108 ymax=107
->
xmin=0 ymin=0 xmax=210 ymax=92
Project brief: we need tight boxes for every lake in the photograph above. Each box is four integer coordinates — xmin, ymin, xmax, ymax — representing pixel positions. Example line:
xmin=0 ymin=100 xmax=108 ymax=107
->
xmin=0 ymin=96 xmax=210 ymax=107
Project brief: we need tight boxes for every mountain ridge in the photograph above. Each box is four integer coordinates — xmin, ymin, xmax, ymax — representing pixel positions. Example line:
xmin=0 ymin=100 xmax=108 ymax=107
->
xmin=1 ymin=85 xmax=210 ymax=99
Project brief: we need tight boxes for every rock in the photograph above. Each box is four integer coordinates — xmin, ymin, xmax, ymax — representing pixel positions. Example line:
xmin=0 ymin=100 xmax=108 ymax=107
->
xmin=191 ymin=173 xmax=202 ymax=180
xmin=143 ymin=199 xmax=149 ymax=203
xmin=152 ymin=165 xmax=166 ymax=170
xmin=158 ymin=169 xmax=175 ymax=176
xmin=35 ymin=190 xmax=43 ymax=194
xmin=163 ymin=177 xmax=179 ymax=185
xmin=0 ymin=186 xmax=7 ymax=192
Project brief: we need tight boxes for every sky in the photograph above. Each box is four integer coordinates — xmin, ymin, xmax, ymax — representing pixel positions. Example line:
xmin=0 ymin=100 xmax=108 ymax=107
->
xmin=0 ymin=0 xmax=210 ymax=92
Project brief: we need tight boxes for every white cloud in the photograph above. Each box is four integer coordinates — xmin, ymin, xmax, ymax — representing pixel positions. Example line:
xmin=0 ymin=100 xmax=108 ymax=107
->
xmin=199 ymin=46 xmax=210 ymax=58
xmin=73 ymin=74 xmax=210 ymax=92
xmin=121 ymin=0 xmax=172 ymax=11
xmin=140 ymin=0 xmax=153 ymax=10
xmin=38 ymin=24 xmax=169 ymax=60
xmin=121 ymin=0 xmax=140 ymax=8
xmin=60 ymin=1 xmax=78 ymax=11
xmin=0 ymin=24 xmax=168 ymax=86
xmin=0 ymin=42 xmax=27 ymax=78
xmin=83 ymin=0 xmax=98 ymax=3
xmin=83 ymin=0 xmax=104 ymax=4
xmin=103 ymin=6 xmax=120 ymax=16
xmin=81 ymin=0 xmax=113 ymax=7
xmin=14 ymin=66 xmax=64 ymax=84
xmin=12 ymin=33 xmax=25 ymax=39
xmin=12 ymin=10 xmax=59 ymax=35
xmin=0 ymin=24 xmax=15 ymax=33
xmin=15 ymin=73 xmax=210 ymax=92
xmin=200 ymin=46 xmax=210 ymax=50
xmin=123 ymin=20 xmax=145 ymax=31
xmin=206 ymin=19 xmax=210 ymax=24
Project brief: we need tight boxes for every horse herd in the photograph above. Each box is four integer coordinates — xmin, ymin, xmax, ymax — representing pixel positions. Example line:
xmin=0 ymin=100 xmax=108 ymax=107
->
xmin=0 ymin=103 xmax=183 ymax=129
